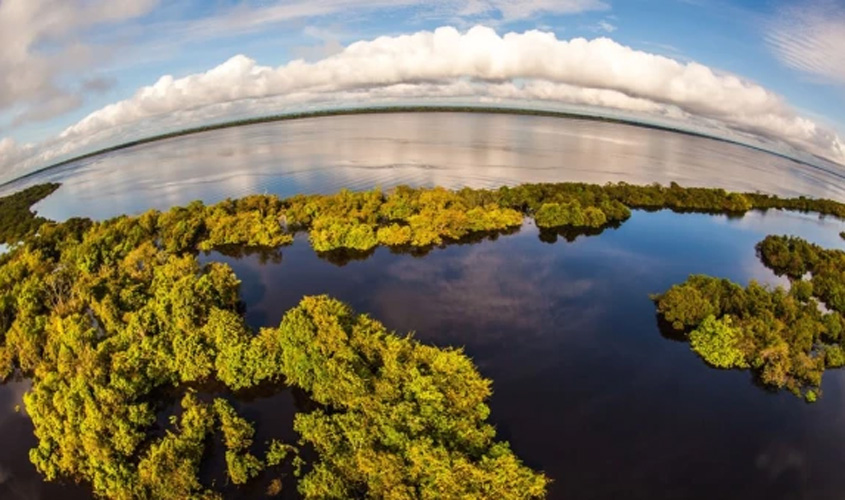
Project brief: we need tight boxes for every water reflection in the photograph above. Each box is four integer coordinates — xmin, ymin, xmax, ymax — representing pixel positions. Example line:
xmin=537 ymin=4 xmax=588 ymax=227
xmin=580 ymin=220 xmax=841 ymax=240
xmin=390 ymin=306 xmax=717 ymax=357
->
xmin=4 ymin=113 xmax=844 ymax=222
xmin=0 ymin=378 xmax=90 ymax=500
xmin=195 ymin=208 xmax=845 ymax=499
xmin=4 ymin=113 xmax=845 ymax=498
xmin=3 ymin=207 xmax=845 ymax=499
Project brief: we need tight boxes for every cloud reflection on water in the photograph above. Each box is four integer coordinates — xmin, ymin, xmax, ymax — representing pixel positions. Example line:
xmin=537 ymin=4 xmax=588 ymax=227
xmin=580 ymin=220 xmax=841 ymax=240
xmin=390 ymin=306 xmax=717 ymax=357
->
xmin=16 ymin=113 xmax=845 ymax=222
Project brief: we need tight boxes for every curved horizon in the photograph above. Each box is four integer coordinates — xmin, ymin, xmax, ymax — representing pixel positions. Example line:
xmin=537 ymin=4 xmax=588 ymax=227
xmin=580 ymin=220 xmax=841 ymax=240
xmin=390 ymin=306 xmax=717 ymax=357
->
xmin=1 ymin=19 xmax=843 ymax=185
xmin=3 ymin=103 xmax=841 ymax=190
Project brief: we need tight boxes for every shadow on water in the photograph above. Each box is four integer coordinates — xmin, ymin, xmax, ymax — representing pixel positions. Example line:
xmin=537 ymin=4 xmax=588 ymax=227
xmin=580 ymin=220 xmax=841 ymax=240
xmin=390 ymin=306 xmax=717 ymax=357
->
xmin=655 ymin=314 xmax=689 ymax=343
xmin=312 ymin=221 xmax=637 ymax=267
xmin=537 ymin=221 xmax=623 ymax=244
xmin=209 ymin=245 xmax=284 ymax=265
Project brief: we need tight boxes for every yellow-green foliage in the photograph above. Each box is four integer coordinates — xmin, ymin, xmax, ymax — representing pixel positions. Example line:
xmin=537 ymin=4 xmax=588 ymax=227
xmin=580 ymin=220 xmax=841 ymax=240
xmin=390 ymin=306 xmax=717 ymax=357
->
xmin=757 ymin=235 xmax=845 ymax=314
xmin=214 ymin=399 xmax=263 ymax=485
xmin=137 ymin=393 xmax=217 ymax=499
xmin=756 ymin=235 xmax=820 ymax=280
xmin=533 ymin=201 xmax=607 ymax=228
xmin=266 ymin=439 xmax=297 ymax=467
xmin=7 ymin=181 xmax=845 ymax=257
xmin=688 ymin=315 xmax=749 ymax=369
xmin=6 ymin=180 xmax=845 ymax=496
xmin=289 ymin=186 xmax=524 ymax=252
xmin=655 ymin=235 xmax=845 ymax=401
xmin=0 ymin=189 xmax=545 ymax=497
xmin=376 ymin=224 xmax=412 ymax=246
xmin=0 ymin=201 xmax=290 ymax=497
xmin=278 ymin=295 xmax=549 ymax=499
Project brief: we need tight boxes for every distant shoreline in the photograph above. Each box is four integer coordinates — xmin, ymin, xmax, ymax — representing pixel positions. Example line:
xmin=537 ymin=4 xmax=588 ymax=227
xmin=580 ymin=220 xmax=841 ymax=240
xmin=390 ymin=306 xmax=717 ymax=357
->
xmin=2 ymin=105 xmax=836 ymax=188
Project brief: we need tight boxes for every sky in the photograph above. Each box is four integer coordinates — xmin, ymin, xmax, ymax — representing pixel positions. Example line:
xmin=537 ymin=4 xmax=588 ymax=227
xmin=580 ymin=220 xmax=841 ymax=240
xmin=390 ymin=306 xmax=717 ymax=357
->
xmin=0 ymin=0 xmax=843 ymax=183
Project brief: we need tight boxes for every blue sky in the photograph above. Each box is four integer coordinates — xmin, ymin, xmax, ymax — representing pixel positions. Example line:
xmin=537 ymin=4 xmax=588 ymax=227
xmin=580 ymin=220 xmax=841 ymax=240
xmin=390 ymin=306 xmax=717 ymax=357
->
xmin=0 ymin=0 xmax=843 ymax=181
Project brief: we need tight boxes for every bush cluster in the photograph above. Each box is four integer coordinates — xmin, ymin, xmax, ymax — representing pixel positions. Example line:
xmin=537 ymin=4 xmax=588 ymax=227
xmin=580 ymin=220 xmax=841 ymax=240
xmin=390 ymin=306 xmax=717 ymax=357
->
xmin=655 ymin=235 xmax=845 ymax=401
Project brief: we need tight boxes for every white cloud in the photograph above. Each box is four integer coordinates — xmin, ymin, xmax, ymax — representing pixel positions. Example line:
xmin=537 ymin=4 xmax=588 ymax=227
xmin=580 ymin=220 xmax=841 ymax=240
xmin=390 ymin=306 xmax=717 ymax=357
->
xmin=597 ymin=20 xmax=617 ymax=33
xmin=765 ymin=0 xmax=845 ymax=85
xmin=0 ymin=137 xmax=32 ymax=171
xmin=0 ymin=0 xmax=158 ymax=127
xmin=292 ymin=26 xmax=346 ymax=62
xmin=1 ymin=25 xmax=844 ymax=182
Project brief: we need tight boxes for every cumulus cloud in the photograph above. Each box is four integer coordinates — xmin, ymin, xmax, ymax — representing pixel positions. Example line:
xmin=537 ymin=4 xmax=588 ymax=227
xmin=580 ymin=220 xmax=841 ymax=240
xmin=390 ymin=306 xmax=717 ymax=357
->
xmin=765 ymin=0 xmax=845 ymax=85
xmin=1 ymin=25 xmax=844 ymax=181
xmin=0 ymin=0 xmax=158 ymax=127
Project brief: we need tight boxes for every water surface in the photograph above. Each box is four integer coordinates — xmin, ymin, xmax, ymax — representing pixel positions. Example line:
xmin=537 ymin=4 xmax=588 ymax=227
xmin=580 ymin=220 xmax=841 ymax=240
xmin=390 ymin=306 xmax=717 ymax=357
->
xmin=2 ymin=112 xmax=843 ymax=221
xmin=3 ymin=113 xmax=845 ymax=499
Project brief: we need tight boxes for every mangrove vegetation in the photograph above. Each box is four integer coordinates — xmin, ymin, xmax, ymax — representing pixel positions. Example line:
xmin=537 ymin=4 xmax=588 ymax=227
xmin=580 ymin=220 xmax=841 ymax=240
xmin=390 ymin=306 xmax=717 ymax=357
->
xmin=654 ymin=235 xmax=845 ymax=402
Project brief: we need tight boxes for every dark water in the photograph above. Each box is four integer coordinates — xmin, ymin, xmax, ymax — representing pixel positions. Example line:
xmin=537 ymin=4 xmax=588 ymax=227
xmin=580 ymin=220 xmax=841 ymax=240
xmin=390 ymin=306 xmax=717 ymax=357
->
xmin=4 ymin=113 xmax=845 ymax=499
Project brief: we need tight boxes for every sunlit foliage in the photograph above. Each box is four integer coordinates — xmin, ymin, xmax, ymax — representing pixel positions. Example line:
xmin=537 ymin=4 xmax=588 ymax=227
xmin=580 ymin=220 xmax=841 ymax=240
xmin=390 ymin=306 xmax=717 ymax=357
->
xmin=214 ymin=399 xmax=264 ymax=485
xmin=279 ymin=295 xmax=549 ymax=499
xmin=5 ymin=181 xmax=845 ymax=255
xmin=0 ymin=202 xmax=290 ymax=497
xmin=688 ymin=315 xmax=749 ymax=369
xmin=533 ymin=201 xmax=608 ymax=228
xmin=5 ymin=179 xmax=845 ymax=497
xmin=137 ymin=393 xmax=217 ymax=499
xmin=284 ymin=186 xmax=525 ymax=252
xmin=655 ymin=235 xmax=845 ymax=401
xmin=0 ymin=185 xmax=546 ymax=497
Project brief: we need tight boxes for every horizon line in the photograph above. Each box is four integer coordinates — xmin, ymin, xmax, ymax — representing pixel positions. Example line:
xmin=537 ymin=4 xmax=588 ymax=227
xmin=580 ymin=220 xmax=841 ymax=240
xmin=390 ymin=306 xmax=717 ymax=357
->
xmin=3 ymin=104 xmax=841 ymax=189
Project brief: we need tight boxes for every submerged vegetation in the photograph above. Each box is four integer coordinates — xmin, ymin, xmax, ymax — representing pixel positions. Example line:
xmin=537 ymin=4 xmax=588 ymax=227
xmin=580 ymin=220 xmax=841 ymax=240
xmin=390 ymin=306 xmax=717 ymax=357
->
xmin=4 ymin=179 xmax=845 ymax=495
xmin=654 ymin=235 xmax=845 ymax=401
xmin=0 ymin=189 xmax=547 ymax=498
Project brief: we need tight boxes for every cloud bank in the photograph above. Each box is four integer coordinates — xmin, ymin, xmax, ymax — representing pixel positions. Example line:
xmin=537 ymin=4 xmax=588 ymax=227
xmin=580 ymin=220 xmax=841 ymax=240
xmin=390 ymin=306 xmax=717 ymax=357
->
xmin=0 ymin=0 xmax=158 ymax=128
xmin=2 ymin=25 xmax=844 ymax=182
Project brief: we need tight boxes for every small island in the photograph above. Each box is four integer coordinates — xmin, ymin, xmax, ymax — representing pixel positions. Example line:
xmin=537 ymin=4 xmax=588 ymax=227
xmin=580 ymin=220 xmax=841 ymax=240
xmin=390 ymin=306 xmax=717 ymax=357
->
xmin=654 ymin=235 xmax=845 ymax=402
